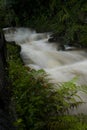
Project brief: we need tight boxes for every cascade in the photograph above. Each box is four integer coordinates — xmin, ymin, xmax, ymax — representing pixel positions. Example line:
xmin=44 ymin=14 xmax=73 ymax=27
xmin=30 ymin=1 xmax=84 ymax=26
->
xmin=3 ymin=27 xmax=87 ymax=114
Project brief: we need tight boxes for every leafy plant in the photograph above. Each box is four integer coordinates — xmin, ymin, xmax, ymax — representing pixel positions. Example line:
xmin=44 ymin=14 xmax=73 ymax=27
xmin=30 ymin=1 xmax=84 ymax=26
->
xmin=7 ymin=43 xmax=87 ymax=130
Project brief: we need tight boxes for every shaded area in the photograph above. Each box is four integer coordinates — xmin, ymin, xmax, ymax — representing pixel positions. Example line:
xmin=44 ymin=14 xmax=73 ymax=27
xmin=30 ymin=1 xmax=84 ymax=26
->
xmin=0 ymin=31 xmax=16 ymax=130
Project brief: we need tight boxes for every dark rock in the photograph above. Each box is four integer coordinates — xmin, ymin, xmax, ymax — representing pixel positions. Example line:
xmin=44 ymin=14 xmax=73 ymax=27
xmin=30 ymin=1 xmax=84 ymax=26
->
xmin=58 ymin=44 xmax=65 ymax=51
xmin=48 ymin=37 xmax=56 ymax=42
xmin=48 ymin=33 xmax=84 ymax=51
xmin=11 ymin=20 xmax=16 ymax=27
xmin=48 ymin=33 xmax=64 ymax=45
xmin=0 ymin=31 xmax=7 ymax=94
xmin=0 ymin=31 xmax=16 ymax=130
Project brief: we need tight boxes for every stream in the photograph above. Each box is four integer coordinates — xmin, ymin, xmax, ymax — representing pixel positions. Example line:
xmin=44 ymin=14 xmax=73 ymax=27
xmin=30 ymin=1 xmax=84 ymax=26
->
xmin=3 ymin=27 xmax=87 ymax=115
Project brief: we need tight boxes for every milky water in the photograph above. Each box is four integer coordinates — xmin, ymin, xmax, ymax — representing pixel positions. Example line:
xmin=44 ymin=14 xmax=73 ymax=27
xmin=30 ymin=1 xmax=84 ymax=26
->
xmin=3 ymin=27 xmax=87 ymax=114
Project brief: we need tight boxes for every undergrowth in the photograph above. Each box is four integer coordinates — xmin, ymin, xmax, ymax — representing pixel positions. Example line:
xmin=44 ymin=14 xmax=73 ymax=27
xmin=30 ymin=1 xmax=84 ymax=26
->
xmin=7 ymin=43 xmax=87 ymax=130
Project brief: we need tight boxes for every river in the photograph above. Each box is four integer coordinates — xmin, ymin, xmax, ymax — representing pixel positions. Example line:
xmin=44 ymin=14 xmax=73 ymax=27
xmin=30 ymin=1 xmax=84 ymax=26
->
xmin=3 ymin=27 xmax=87 ymax=114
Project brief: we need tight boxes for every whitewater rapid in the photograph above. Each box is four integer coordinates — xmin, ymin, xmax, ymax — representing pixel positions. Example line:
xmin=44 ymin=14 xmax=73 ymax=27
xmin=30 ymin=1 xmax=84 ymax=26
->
xmin=3 ymin=27 xmax=87 ymax=114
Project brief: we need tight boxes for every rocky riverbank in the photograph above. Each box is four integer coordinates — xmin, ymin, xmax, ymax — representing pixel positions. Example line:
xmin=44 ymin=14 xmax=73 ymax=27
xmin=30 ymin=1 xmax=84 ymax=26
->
xmin=48 ymin=34 xmax=87 ymax=51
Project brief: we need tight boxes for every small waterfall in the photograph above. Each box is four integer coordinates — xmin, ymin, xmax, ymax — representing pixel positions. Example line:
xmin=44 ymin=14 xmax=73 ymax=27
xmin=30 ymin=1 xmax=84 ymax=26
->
xmin=4 ymin=27 xmax=87 ymax=114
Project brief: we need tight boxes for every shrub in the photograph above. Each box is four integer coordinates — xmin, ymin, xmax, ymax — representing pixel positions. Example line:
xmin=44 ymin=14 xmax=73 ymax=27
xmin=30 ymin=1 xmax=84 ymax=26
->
xmin=7 ymin=43 xmax=87 ymax=130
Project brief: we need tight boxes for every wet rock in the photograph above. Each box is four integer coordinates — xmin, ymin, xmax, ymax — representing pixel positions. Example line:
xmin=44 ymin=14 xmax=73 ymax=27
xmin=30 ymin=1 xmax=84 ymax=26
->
xmin=48 ymin=37 xmax=56 ymax=42
xmin=48 ymin=34 xmax=83 ymax=51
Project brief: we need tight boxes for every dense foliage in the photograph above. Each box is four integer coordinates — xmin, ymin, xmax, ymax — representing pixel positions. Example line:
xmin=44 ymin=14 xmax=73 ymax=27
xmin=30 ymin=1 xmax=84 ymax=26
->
xmin=1 ymin=0 xmax=87 ymax=129
xmin=0 ymin=0 xmax=87 ymax=46
xmin=7 ymin=43 xmax=87 ymax=130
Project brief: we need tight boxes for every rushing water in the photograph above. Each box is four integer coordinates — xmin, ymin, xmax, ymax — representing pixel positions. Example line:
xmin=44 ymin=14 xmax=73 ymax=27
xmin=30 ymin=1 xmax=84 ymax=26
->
xmin=3 ymin=27 xmax=87 ymax=114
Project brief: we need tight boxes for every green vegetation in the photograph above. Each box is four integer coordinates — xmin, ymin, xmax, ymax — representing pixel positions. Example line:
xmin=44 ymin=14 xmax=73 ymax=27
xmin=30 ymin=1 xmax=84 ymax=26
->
xmin=7 ymin=43 xmax=87 ymax=130
xmin=0 ymin=0 xmax=87 ymax=129
xmin=0 ymin=0 xmax=87 ymax=46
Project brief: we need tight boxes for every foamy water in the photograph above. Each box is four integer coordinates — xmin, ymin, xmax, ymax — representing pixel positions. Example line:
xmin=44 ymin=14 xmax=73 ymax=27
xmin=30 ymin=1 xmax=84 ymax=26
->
xmin=3 ymin=27 xmax=87 ymax=114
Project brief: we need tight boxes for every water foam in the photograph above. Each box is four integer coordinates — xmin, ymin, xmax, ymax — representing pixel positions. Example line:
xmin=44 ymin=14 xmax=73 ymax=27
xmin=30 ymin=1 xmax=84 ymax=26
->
xmin=4 ymin=27 xmax=87 ymax=114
